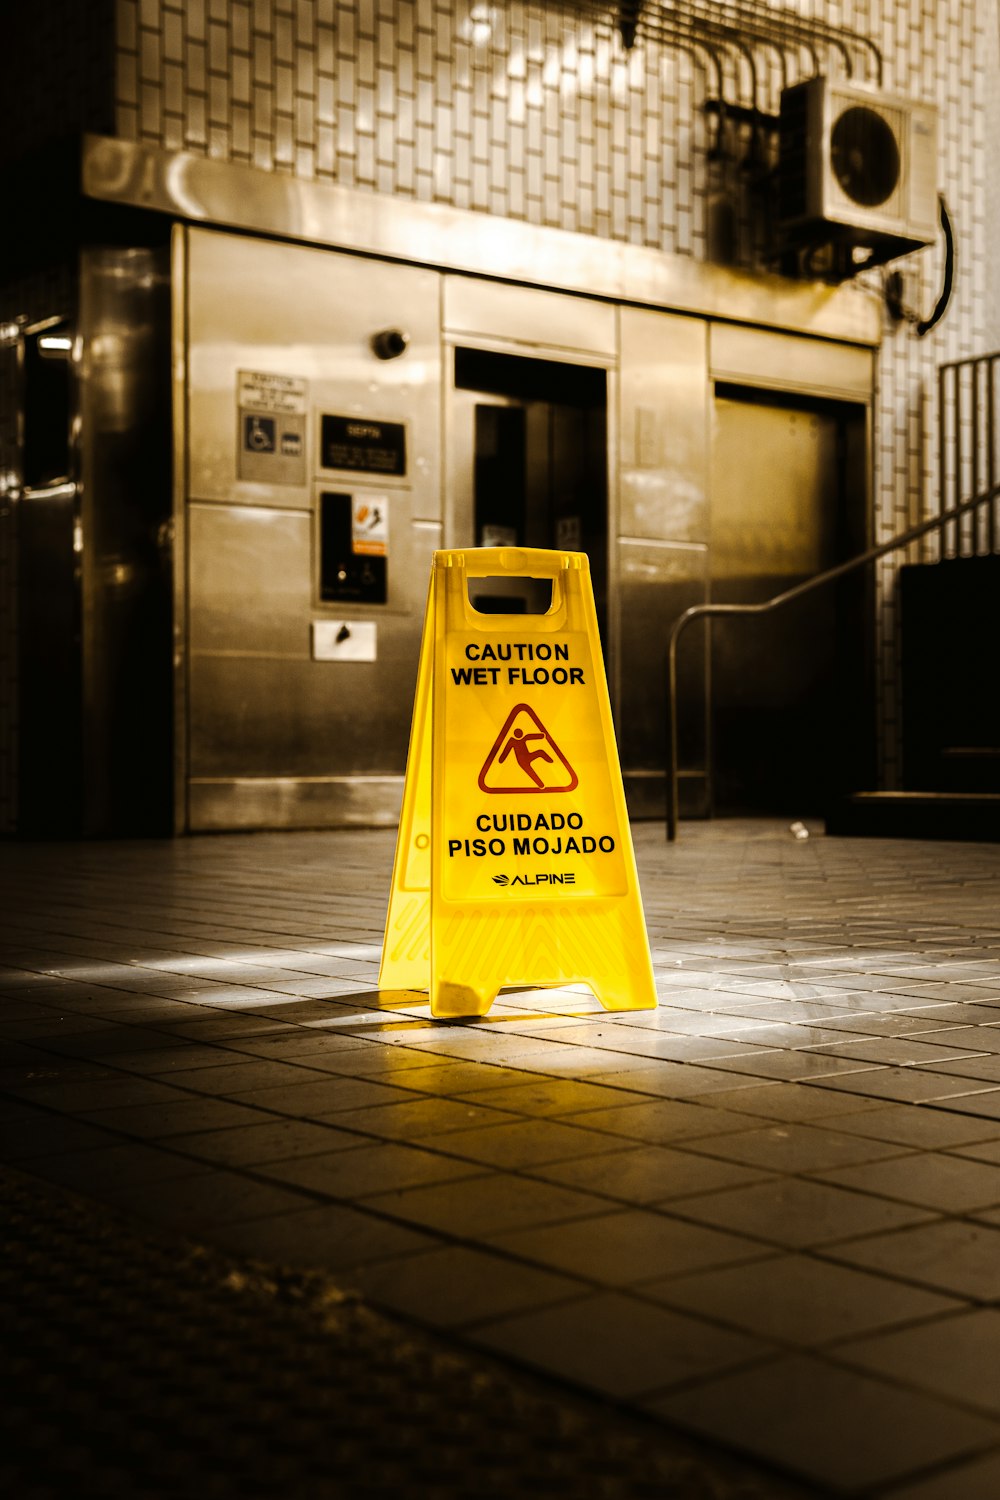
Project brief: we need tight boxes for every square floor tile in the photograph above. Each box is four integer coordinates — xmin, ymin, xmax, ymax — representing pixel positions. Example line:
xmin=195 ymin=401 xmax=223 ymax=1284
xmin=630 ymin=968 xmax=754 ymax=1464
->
xmin=840 ymin=1308 xmax=1000 ymax=1416
xmin=342 ymin=1243 xmax=585 ymax=1329
xmin=318 ymin=1096 xmax=523 ymax=1139
xmin=650 ymin=1353 xmax=999 ymax=1492
xmin=488 ymin=1207 xmax=766 ymax=1285
xmin=260 ymin=1140 xmax=480 ymax=1197
xmin=471 ymin=1291 xmax=770 ymax=1400
xmin=702 ymin=1050 xmax=883 ymax=1082
xmin=82 ymin=1097 xmax=267 ymax=1139
xmin=228 ymin=1075 xmax=415 ymax=1115
xmin=696 ymin=1083 xmax=890 ymax=1122
xmin=589 ymin=1063 xmax=774 ymax=1098
xmin=206 ymin=1199 xmax=438 ymax=1269
xmin=8 ymin=1075 xmax=185 ymax=1112
xmin=411 ymin=1117 xmax=629 ymax=1169
xmin=104 ymin=1169 xmax=315 ymax=1231
xmin=815 ymin=1151 xmax=1000 ymax=1213
xmin=952 ymin=1139 xmax=1000 ymax=1166
xmin=643 ymin=1251 xmax=959 ymax=1345
xmin=560 ymin=1098 xmax=758 ymax=1145
xmin=928 ymin=1053 xmax=1000 ymax=1084
xmin=671 ymin=1175 xmax=933 ymax=1248
xmin=530 ymin=1143 xmax=773 ymax=1205
xmin=363 ymin=1172 xmax=602 ymax=1238
xmin=806 ymin=1069 xmax=997 ymax=1104
xmin=827 ymin=1218 xmax=1000 ymax=1300
xmin=160 ymin=1060 xmax=338 ymax=1093
xmin=168 ymin=1117 xmax=367 ymax=1165
xmin=0 ymin=1105 xmax=123 ymax=1159
xmin=887 ymin=1450 xmax=1000 ymax=1499
xmin=805 ymin=1036 xmax=991 ymax=1067
xmin=829 ymin=1105 xmax=1000 ymax=1150
xmin=925 ymin=1091 xmax=1000 ymax=1120
xmin=686 ymin=1120 xmax=904 ymax=1174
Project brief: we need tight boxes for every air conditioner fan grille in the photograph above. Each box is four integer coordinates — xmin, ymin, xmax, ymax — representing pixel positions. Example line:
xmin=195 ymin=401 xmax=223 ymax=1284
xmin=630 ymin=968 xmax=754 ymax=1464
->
xmin=830 ymin=104 xmax=901 ymax=208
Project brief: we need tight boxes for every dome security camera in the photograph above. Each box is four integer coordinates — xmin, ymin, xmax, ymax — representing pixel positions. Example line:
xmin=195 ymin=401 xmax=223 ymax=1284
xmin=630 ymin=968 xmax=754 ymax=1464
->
xmin=371 ymin=328 xmax=410 ymax=360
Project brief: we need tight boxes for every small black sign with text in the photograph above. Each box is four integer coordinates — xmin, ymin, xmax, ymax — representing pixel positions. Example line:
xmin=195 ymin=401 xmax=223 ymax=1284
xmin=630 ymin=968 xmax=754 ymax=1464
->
xmin=321 ymin=415 xmax=406 ymax=476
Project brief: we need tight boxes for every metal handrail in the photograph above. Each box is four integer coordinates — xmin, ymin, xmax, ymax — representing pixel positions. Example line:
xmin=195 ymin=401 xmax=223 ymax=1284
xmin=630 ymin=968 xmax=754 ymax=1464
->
xmin=665 ymin=482 xmax=1000 ymax=840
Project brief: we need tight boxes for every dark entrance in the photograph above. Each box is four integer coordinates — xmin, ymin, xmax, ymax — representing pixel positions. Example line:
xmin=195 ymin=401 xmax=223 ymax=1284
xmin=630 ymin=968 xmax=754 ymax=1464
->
xmin=452 ymin=347 xmax=608 ymax=637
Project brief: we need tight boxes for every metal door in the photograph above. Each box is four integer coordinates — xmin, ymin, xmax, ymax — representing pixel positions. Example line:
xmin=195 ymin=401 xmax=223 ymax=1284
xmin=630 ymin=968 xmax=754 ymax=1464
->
xmin=709 ymin=386 xmax=871 ymax=814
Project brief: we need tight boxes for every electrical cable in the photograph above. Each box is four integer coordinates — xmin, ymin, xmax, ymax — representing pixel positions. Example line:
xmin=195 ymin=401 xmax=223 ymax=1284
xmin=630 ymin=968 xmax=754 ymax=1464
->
xmin=916 ymin=195 xmax=955 ymax=337
xmin=884 ymin=196 xmax=956 ymax=334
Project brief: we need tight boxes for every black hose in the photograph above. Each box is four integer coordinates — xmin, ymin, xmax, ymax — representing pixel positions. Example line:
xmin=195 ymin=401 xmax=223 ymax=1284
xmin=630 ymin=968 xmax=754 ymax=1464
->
xmin=917 ymin=194 xmax=955 ymax=337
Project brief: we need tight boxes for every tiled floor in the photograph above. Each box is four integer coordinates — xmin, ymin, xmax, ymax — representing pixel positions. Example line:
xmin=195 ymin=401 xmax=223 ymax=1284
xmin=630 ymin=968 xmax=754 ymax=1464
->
xmin=3 ymin=818 xmax=1000 ymax=1497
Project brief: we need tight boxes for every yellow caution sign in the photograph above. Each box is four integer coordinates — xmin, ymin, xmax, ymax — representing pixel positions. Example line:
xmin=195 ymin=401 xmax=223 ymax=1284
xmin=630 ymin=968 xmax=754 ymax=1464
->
xmin=379 ymin=548 xmax=656 ymax=1018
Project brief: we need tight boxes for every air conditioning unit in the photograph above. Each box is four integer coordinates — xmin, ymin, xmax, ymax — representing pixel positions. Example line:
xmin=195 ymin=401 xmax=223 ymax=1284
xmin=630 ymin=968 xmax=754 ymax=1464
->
xmin=778 ymin=76 xmax=938 ymax=264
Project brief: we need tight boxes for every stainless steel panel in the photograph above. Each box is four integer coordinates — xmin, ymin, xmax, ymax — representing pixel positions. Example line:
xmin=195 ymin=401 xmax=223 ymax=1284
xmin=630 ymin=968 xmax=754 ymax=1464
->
xmin=171 ymin=226 xmax=189 ymax=833
xmin=189 ymin=503 xmax=311 ymax=657
xmin=186 ymin=494 xmax=437 ymax=801
xmin=189 ymin=653 xmax=415 ymax=781
xmin=189 ymin=775 xmax=403 ymax=830
xmin=711 ymin=399 xmax=842 ymax=582
xmin=84 ymin=135 xmax=881 ymax=348
xmin=183 ymin=228 xmax=442 ymax=829
xmin=710 ymin=323 xmax=875 ymax=402
xmin=618 ymin=538 xmax=709 ymax=819
xmin=444 ymin=275 xmax=616 ymax=356
xmin=186 ymin=228 xmax=441 ymax=513
xmin=618 ymin=307 xmax=708 ymax=544
xmin=79 ymin=246 xmax=174 ymax=835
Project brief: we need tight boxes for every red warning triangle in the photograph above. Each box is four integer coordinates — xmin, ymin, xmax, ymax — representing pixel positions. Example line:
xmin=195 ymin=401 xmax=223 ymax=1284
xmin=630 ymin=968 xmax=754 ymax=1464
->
xmin=478 ymin=704 xmax=578 ymax=794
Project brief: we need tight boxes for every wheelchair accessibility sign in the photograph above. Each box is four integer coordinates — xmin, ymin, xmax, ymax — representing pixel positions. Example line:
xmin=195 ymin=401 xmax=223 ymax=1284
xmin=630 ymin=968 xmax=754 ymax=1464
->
xmin=237 ymin=370 xmax=307 ymax=485
xmin=379 ymin=546 xmax=656 ymax=1018
xmin=244 ymin=414 xmax=276 ymax=452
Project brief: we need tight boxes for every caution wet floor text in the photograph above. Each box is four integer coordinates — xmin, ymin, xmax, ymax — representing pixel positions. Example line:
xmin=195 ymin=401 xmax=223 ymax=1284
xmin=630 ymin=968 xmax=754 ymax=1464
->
xmin=379 ymin=547 xmax=656 ymax=1017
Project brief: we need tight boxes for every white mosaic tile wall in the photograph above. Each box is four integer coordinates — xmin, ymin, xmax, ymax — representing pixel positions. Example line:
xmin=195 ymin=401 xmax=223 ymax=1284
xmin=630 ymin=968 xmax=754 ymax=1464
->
xmin=112 ymin=0 xmax=999 ymax=786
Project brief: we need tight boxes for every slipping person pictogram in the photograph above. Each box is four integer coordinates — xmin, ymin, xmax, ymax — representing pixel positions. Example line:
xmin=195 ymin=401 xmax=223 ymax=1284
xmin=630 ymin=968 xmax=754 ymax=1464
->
xmin=478 ymin=704 xmax=578 ymax=793
xmin=498 ymin=726 xmax=553 ymax=787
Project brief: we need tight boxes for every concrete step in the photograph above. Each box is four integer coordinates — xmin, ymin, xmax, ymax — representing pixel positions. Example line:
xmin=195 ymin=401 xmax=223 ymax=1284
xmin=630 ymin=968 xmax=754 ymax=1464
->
xmin=826 ymin=790 xmax=1000 ymax=841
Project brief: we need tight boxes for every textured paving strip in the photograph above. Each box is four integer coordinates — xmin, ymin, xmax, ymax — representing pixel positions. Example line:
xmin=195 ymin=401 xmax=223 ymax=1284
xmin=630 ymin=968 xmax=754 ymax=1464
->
xmin=0 ymin=1164 xmax=806 ymax=1500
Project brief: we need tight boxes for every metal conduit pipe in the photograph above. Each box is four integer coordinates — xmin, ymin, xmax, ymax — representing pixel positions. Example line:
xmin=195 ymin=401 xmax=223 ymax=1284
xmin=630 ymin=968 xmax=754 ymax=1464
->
xmin=648 ymin=2 xmax=798 ymax=95
xmin=738 ymin=0 xmax=821 ymax=81
xmin=638 ymin=8 xmax=777 ymax=110
xmin=664 ymin=482 xmax=1000 ymax=841
xmin=670 ymin=0 xmax=881 ymax=85
xmin=569 ymin=1 xmax=879 ymax=88
xmin=641 ymin=12 xmax=767 ymax=152
xmin=679 ymin=0 xmax=851 ymax=82
xmin=575 ymin=1 xmax=730 ymax=150
xmin=577 ymin=0 xmax=727 ymax=100
xmin=633 ymin=10 xmax=763 ymax=147
xmin=635 ymin=25 xmax=732 ymax=155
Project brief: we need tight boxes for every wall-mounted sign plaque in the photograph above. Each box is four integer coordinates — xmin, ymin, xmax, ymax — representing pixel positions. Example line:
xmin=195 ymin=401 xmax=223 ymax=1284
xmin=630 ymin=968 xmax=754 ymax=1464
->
xmin=237 ymin=370 xmax=307 ymax=485
xmin=321 ymin=415 xmax=407 ymax=476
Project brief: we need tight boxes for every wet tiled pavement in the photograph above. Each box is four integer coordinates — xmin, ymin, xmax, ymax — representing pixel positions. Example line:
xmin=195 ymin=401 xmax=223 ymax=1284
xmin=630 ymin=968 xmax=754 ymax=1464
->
xmin=3 ymin=819 xmax=1000 ymax=1497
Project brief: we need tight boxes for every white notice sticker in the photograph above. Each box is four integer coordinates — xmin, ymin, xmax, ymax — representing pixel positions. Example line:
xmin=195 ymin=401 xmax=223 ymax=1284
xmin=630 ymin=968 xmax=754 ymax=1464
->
xmin=352 ymin=495 xmax=389 ymax=557
xmin=237 ymin=371 xmax=307 ymax=414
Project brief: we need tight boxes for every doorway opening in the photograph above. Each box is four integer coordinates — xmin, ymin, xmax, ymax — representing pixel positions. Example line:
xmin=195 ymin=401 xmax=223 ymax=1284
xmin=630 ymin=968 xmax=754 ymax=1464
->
xmin=710 ymin=383 xmax=872 ymax=816
xmin=452 ymin=347 xmax=608 ymax=637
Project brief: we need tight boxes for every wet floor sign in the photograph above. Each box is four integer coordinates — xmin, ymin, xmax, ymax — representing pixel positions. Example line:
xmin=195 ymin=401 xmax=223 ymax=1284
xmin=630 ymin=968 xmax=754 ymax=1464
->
xmin=379 ymin=548 xmax=656 ymax=1018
